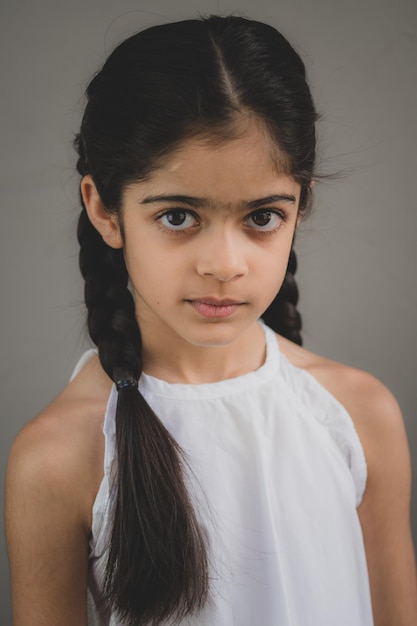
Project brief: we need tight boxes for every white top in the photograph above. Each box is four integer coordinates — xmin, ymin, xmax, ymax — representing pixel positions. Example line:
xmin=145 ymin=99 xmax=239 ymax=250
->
xmin=75 ymin=323 xmax=374 ymax=625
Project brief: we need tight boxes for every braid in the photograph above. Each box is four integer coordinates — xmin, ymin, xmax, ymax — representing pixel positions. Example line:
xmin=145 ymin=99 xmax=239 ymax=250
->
xmin=262 ymin=248 xmax=303 ymax=346
xmin=77 ymin=200 xmax=209 ymax=624
xmin=78 ymin=207 xmax=140 ymax=377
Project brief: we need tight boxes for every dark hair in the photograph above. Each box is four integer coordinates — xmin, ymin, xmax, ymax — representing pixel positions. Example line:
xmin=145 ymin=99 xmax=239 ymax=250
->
xmin=76 ymin=14 xmax=318 ymax=624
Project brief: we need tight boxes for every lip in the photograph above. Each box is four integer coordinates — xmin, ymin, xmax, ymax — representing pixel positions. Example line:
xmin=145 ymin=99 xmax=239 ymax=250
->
xmin=187 ymin=297 xmax=244 ymax=319
xmin=188 ymin=297 xmax=244 ymax=306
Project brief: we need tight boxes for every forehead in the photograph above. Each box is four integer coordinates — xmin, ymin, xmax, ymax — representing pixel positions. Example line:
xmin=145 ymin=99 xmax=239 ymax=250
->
xmin=165 ymin=120 xmax=287 ymax=168
xmin=138 ymin=124 xmax=296 ymax=202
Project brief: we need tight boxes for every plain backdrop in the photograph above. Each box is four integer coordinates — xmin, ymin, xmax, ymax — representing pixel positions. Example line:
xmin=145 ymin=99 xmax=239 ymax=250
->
xmin=1 ymin=0 xmax=416 ymax=623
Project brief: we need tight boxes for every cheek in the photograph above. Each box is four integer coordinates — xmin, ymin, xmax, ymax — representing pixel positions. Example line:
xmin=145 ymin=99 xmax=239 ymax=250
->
xmin=259 ymin=243 xmax=293 ymax=291
xmin=125 ymin=246 xmax=178 ymax=299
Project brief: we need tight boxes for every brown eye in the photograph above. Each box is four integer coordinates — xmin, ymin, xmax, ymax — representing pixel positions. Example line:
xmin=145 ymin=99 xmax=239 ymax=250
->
xmin=158 ymin=210 xmax=199 ymax=230
xmin=167 ymin=210 xmax=187 ymax=225
xmin=246 ymin=210 xmax=282 ymax=231
xmin=252 ymin=211 xmax=272 ymax=226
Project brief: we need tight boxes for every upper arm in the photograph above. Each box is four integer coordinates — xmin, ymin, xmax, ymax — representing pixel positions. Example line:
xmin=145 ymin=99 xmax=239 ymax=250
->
xmin=5 ymin=419 xmax=91 ymax=626
xmin=277 ymin=337 xmax=417 ymax=624
xmin=346 ymin=375 xmax=417 ymax=625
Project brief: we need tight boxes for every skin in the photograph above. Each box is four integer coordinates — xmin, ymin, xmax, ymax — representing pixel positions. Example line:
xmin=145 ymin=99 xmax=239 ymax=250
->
xmin=5 ymin=125 xmax=417 ymax=625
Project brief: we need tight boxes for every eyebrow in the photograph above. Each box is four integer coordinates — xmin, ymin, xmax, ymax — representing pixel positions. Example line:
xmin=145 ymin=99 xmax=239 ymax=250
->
xmin=140 ymin=193 xmax=297 ymax=208
xmin=247 ymin=194 xmax=296 ymax=209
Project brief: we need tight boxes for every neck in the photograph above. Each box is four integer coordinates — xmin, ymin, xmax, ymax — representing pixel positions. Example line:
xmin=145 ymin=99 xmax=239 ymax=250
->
xmin=139 ymin=321 xmax=266 ymax=384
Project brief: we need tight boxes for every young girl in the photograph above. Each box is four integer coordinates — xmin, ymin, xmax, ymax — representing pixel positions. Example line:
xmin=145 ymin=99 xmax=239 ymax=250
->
xmin=5 ymin=14 xmax=417 ymax=626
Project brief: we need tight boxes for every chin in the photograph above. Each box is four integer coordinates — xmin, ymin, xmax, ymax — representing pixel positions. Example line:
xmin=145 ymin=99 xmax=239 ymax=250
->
xmin=179 ymin=319 xmax=255 ymax=348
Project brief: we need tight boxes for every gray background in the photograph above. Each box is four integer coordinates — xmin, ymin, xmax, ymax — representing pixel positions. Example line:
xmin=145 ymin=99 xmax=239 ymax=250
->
xmin=1 ymin=0 xmax=416 ymax=623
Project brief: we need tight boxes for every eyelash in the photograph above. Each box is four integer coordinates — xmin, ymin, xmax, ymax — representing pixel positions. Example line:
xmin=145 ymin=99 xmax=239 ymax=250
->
xmin=155 ymin=210 xmax=199 ymax=233
xmin=244 ymin=209 xmax=286 ymax=233
xmin=155 ymin=208 xmax=287 ymax=235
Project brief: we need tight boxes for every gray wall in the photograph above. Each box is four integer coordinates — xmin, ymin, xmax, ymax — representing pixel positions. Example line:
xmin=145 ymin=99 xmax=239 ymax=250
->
xmin=1 ymin=0 xmax=416 ymax=622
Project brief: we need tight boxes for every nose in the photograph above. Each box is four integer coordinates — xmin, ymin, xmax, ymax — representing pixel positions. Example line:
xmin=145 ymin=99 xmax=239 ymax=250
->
xmin=196 ymin=228 xmax=249 ymax=282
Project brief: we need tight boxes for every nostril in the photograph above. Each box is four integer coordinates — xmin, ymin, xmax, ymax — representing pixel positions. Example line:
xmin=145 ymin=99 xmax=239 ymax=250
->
xmin=197 ymin=262 xmax=248 ymax=281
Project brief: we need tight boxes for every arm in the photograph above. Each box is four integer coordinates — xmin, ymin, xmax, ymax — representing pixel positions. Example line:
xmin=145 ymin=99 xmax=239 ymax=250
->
xmin=354 ymin=377 xmax=417 ymax=625
xmin=5 ymin=416 xmax=92 ymax=625
xmin=277 ymin=334 xmax=417 ymax=623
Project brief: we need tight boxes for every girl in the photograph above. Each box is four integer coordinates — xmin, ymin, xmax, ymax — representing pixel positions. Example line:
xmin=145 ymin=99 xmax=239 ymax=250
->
xmin=5 ymin=14 xmax=417 ymax=626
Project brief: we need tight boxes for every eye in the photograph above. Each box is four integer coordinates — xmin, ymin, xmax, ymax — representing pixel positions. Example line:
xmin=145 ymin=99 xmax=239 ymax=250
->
xmin=245 ymin=210 xmax=284 ymax=231
xmin=157 ymin=210 xmax=199 ymax=231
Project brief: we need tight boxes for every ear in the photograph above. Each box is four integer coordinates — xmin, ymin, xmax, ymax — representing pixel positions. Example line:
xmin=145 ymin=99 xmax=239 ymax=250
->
xmin=81 ymin=175 xmax=123 ymax=249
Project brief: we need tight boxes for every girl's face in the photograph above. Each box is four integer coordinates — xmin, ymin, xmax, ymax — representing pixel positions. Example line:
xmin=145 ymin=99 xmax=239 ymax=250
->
xmin=119 ymin=124 xmax=301 ymax=351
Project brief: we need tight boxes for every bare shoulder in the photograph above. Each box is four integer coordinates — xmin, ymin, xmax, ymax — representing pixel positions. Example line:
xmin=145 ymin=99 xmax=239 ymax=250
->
xmin=5 ymin=353 xmax=112 ymax=625
xmin=276 ymin=333 xmax=403 ymax=448
xmin=6 ymin=352 xmax=111 ymax=530
xmin=276 ymin=332 xmax=408 ymax=489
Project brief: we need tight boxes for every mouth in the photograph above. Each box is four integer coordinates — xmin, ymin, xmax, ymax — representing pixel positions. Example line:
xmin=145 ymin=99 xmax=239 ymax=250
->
xmin=188 ymin=297 xmax=244 ymax=305
xmin=186 ymin=297 xmax=245 ymax=319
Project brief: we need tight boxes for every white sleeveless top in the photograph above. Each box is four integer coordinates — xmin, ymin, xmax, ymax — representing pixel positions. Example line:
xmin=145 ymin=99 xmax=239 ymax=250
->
xmin=75 ymin=324 xmax=374 ymax=625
